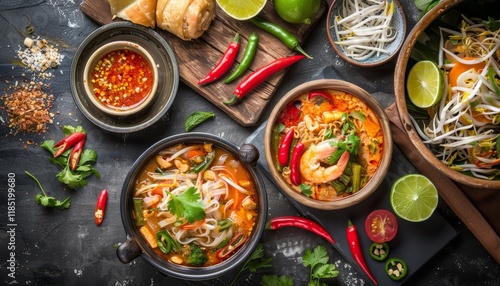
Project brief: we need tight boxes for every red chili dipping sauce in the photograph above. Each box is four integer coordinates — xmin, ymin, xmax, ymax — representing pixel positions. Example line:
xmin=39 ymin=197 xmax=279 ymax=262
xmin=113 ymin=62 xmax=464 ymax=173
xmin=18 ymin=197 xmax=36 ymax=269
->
xmin=90 ymin=49 xmax=154 ymax=109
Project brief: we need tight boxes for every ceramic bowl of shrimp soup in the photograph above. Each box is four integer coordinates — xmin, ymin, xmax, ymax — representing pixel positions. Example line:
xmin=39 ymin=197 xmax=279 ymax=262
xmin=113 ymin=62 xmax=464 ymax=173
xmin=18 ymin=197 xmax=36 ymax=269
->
xmin=394 ymin=0 xmax=500 ymax=189
xmin=326 ymin=0 xmax=407 ymax=67
xmin=264 ymin=79 xmax=392 ymax=210
xmin=116 ymin=133 xmax=267 ymax=280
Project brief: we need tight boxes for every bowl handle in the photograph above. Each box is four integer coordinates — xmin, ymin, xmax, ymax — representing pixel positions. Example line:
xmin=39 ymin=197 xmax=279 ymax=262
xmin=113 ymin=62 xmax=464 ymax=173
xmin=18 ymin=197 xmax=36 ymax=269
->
xmin=238 ymin=144 xmax=260 ymax=165
xmin=116 ymin=235 xmax=142 ymax=264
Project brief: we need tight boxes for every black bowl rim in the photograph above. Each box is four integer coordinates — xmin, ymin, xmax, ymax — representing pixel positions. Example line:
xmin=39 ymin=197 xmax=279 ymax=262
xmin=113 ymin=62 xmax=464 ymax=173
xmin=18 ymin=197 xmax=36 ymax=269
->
xmin=119 ymin=132 xmax=268 ymax=280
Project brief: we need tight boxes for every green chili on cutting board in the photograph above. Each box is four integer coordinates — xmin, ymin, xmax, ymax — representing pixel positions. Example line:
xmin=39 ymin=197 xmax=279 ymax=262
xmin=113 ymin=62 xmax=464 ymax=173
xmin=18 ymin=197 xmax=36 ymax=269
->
xmin=225 ymin=32 xmax=259 ymax=84
xmin=249 ymin=17 xmax=312 ymax=59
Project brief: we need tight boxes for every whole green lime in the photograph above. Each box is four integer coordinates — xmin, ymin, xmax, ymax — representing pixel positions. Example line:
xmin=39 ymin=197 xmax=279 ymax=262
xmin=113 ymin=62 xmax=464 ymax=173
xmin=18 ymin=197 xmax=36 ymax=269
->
xmin=274 ymin=0 xmax=321 ymax=24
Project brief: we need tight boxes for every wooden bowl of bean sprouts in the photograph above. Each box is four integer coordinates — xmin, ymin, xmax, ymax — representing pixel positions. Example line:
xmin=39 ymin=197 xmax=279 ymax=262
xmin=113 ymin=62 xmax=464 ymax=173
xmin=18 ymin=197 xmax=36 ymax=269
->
xmin=264 ymin=79 xmax=393 ymax=210
xmin=394 ymin=0 xmax=500 ymax=189
xmin=326 ymin=0 xmax=407 ymax=67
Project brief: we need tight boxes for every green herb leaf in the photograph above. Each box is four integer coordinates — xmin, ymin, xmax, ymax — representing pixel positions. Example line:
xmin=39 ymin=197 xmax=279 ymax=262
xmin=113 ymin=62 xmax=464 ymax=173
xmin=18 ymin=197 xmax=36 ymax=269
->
xmin=261 ymin=275 xmax=294 ymax=286
xmin=185 ymin=111 xmax=215 ymax=132
xmin=166 ymin=186 xmax=205 ymax=223
xmin=63 ymin=125 xmax=86 ymax=135
xmin=302 ymin=245 xmax=339 ymax=285
xmin=26 ymin=171 xmax=71 ymax=210
xmin=57 ymin=166 xmax=87 ymax=189
xmin=300 ymin=184 xmax=313 ymax=197
xmin=230 ymin=244 xmax=272 ymax=286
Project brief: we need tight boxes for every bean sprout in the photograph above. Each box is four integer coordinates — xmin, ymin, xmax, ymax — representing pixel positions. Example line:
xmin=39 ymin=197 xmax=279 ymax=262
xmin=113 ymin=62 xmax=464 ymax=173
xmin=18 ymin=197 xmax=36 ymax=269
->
xmin=333 ymin=0 xmax=396 ymax=61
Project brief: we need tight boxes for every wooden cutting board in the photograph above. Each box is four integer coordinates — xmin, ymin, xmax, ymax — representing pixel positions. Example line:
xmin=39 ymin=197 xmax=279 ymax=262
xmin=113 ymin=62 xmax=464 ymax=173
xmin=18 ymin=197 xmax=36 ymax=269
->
xmin=80 ymin=0 xmax=327 ymax=126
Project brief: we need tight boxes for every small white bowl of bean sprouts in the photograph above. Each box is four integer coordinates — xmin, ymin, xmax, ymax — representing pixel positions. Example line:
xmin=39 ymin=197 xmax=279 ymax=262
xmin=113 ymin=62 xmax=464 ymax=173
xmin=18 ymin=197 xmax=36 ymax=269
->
xmin=395 ymin=0 xmax=500 ymax=189
xmin=326 ymin=0 xmax=406 ymax=67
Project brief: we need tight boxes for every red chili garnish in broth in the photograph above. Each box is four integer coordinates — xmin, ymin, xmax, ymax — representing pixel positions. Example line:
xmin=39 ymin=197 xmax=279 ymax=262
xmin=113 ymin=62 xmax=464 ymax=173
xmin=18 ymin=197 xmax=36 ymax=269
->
xmin=278 ymin=101 xmax=301 ymax=127
xmin=91 ymin=49 xmax=153 ymax=109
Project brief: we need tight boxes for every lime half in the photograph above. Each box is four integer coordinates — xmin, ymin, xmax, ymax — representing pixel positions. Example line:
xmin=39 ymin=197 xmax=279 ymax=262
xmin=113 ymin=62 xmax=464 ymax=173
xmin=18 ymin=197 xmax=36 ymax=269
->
xmin=390 ymin=174 xmax=438 ymax=222
xmin=406 ymin=60 xmax=444 ymax=108
xmin=216 ymin=0 xmax=266 ymax=20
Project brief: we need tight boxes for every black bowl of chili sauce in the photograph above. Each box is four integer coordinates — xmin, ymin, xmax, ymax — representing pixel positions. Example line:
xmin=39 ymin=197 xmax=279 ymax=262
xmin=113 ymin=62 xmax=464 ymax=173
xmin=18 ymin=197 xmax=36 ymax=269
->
xmin=70 ymin=22 xmax=178 ymax=133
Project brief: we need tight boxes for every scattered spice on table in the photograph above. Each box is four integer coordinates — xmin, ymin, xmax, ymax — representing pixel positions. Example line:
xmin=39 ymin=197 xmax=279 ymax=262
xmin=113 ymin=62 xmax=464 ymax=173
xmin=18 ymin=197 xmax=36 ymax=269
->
xmin=17 ymin=37 xmax=63 ymax=79
xmin=1 ymin=82 xmax=54 ymax=134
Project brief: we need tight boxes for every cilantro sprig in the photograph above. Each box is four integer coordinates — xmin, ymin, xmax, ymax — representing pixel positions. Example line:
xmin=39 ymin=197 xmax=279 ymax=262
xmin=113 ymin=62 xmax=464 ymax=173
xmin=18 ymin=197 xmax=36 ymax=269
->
xmin=230 ymin=244 xmax=272 ymax=286
xmin=41 ymin=125 xmax=100 ymax=189
xmin=25 ymin=171 xmax=71 ymax=209
xmin=302 ymin=245 xmax=339 ymax=286
xmin=166 ymin=186 xmax=205 ymax=223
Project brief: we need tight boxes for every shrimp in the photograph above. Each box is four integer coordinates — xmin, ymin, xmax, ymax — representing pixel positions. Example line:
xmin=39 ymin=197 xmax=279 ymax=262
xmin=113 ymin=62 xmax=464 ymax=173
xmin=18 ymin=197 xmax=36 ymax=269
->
xmin=299 ymin=139 xmax=350 ymax=184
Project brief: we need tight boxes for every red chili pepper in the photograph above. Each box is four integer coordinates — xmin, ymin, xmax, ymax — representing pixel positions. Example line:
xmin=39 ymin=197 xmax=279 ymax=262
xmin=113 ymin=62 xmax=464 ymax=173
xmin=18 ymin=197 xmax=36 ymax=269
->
xmin=224 ymin=55 xmax=305 ymax=105
xmin=197 ymin=33 xmax=240 ymax=85
xmin=69 ymin=139 xmax=85 ymax=171
xmin=216 ymin=232 xmax=247 ymax=259
xmin=290 ymin=141 xmax=305 ymax=185
xmin=53 ymin=132 xmax=86 ymax=157
xmin=266 ymin=216 xmax=335 ymax=244
xmin=308 ymin=90 xmax=333 ymax=103
xmin=347 ymin=220 xmax=378 ymax=285
xmin=278 ymin=128 xmax=294 ymax=166
xmin=95 ymin=189 xmax=108 ymax=226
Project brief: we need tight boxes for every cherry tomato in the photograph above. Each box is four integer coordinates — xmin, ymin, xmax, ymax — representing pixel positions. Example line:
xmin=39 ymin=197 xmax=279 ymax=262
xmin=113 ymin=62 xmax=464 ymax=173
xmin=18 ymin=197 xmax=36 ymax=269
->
xmin=364 ymin=209 xmax=398 ymax=243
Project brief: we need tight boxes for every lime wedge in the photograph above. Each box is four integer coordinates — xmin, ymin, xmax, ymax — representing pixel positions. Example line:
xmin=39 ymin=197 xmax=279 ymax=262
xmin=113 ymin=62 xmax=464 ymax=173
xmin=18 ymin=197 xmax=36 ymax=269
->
xmin=406 ymin=60 xmax=444 ymax=108
xmin=390 ymin=174 xmax=438 ymax=222
xmin=216 ymin=0 xmax=266 ymax=20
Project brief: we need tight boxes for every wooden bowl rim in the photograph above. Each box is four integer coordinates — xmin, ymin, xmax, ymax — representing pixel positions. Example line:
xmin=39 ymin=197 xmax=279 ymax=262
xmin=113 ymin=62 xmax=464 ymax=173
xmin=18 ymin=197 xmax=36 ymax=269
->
xmin=264 ymin=79 xmax=393 ymax=210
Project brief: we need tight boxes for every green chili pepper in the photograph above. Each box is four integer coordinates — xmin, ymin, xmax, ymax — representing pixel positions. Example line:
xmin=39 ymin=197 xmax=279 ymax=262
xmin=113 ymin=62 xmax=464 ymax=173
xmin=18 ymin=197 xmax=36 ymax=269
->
xmin=156 ymin=230 xmax=172 ymax=254
xmin=385 ymin=257 xmax=408 ymax=280
xmin=217 ymin=218 xmax=233 ymax=231
xmin=225 ymin=32 xmax=259 ymax=84
xmin=369 ymin=242 xmax=389 ymax=261
xmin=133 ymin=198 xmax=144 ymax=226
xmin=249 ymin=17 xmax=312 ymax=59
xmin=189 ymin=150 xmax=215 ymax=173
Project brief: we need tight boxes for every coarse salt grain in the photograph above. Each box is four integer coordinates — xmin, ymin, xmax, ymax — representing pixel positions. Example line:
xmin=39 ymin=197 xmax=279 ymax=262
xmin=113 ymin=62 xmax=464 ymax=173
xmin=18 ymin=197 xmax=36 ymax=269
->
xmin=18 ymin=37 xmax=63 ymax=79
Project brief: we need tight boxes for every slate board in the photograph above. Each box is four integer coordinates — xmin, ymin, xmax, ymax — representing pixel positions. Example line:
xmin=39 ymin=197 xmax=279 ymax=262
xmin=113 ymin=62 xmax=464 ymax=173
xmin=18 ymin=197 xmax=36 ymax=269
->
xmin=80 ymin=0 xmax=328 ymax=126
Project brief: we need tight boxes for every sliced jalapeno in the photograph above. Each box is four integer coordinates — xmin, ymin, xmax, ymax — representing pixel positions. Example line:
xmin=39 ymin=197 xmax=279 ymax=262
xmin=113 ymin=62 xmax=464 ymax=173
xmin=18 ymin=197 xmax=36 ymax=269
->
xmin=156 ymin=230 xmax=180 ymax=254
xmin=385 ymin=257 xmax=408 ymax=280
xmin=369 ymin=242 xmax=389 ymax=261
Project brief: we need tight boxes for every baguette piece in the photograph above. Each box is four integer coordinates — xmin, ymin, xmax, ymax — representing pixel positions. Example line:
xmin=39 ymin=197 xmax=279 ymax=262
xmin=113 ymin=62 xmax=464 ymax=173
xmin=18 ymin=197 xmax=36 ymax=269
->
xmin=108 ymin=0 xmax=156 ymax=28
xmin=156 ymin=0 xmax=216 ymax=40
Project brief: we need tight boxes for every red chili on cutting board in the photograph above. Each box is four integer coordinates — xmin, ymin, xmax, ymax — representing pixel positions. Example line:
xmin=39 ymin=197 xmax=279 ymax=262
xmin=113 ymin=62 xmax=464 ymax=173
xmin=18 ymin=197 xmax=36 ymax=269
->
xmin=95 ymin=189 xmax=108 ymax=226
xmin=197 ymin=33 xmax=240 ymax=85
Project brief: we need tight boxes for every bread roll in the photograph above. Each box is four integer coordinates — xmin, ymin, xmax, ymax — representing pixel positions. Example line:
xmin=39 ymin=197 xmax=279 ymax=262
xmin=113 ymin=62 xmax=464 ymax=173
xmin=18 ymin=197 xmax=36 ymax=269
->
xmin=156 ymin=0 xmax=216 ymax=40
xmin=109 ymin=0 xmax=156 ymax=28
